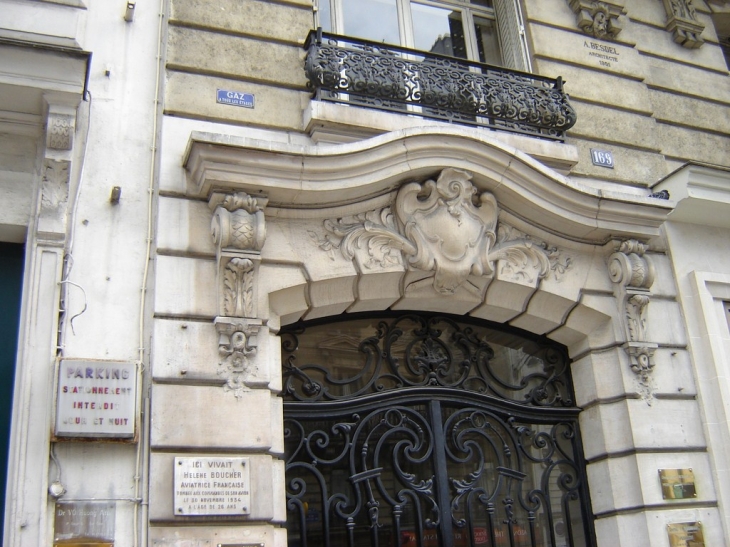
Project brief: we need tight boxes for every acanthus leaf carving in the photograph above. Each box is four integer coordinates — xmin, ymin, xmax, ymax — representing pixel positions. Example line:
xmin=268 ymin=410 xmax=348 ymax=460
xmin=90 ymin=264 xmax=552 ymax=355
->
xmin=312 ymin=168 xmax=572 ymax=294
xmin=223 ymin=257 xmax=255 ymax=317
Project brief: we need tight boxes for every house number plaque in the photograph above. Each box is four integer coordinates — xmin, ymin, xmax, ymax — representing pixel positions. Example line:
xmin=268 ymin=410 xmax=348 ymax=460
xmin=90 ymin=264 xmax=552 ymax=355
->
xmin=174 ymin=457 xmax=251 ymax=516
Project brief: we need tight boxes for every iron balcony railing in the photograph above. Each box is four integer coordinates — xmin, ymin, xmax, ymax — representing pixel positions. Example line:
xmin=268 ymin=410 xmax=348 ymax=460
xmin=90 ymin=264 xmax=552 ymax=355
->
xmin=304 ymin=28 xmax=578 ymax=141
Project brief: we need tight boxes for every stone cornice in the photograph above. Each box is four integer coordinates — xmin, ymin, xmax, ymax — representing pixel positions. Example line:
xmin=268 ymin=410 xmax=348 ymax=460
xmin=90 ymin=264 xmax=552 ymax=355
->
xmin=652 ymin=162 xmax=730 ymax=228
xmin=184 ymin=127 xmax=674 ymax=244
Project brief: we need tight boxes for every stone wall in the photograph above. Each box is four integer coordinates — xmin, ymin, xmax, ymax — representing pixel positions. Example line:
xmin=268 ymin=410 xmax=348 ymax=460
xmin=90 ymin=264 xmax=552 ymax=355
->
xmin=165 ymin=0 xmax=312 ymax=129
xmin=524 ymin=0 xmax=730 ymax=187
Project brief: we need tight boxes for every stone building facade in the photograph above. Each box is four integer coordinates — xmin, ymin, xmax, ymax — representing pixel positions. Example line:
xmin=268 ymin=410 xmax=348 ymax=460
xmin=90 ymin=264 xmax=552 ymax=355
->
xmin=1 ymin=0 xmax=729 ymax=546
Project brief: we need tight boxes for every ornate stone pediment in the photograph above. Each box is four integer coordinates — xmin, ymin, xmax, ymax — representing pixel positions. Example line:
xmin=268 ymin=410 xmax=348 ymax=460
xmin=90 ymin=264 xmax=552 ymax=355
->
xmin=310 ymin=169 xmax=567 ymax=294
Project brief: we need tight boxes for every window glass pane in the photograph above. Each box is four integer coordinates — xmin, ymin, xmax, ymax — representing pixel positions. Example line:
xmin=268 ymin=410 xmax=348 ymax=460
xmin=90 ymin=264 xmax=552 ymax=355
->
xmin=342 ymin=0 xmax=400 ymax=45
xmin=474 ymin=15 xmax=501 ymax=65
xmin=318 ymin=0 xmax=332 ymax=32
xmin=411 ymin=2 xmax=467 ymax=59
xmin=470 ymin=0 xmax=493 ymax=6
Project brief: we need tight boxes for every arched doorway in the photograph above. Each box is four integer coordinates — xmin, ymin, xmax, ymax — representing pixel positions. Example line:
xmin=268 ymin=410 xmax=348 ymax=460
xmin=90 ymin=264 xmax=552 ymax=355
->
xmin=281 ymin=313 xmax=595 ymax=547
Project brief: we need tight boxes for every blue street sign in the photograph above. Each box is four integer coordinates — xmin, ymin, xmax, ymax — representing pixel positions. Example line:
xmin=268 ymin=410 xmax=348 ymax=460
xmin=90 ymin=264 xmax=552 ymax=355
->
xmin=216 ymin=89 xmax=255 ymax=109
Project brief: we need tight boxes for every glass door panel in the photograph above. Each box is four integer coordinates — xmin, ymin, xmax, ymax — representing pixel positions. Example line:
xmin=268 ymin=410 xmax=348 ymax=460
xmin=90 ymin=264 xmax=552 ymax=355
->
xmin=473 ymin=15 xmax=501 ymax=65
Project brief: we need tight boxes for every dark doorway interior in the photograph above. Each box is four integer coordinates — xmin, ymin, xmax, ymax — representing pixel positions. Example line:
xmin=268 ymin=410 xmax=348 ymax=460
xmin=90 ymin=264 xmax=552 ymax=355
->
xmin=0 ymin=242 xmax=25 ymax=540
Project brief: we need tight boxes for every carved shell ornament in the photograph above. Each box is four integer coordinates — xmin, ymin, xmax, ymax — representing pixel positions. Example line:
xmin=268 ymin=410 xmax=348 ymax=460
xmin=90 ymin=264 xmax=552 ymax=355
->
xmin=311 ymin=168 xmax=568 ymax=294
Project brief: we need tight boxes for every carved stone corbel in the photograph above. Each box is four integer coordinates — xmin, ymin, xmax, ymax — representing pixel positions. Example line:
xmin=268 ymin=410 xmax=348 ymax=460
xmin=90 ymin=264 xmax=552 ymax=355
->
xmin=608 ymin=240 xmax=658 ymax=379
xmin=566 ymin=1 xmax=623 ymax=39
xmin=215 ymin=318 xmax=263 ymax=398
xmin=39 ymin=97 xmax=79 ymax=240
xmin=210 ymin=191 xmax=267 ymax=318
xmin=210 ymin=191 xmax=267 ymax=397
xmin=661 ymin=0 xmax=705 ymax=48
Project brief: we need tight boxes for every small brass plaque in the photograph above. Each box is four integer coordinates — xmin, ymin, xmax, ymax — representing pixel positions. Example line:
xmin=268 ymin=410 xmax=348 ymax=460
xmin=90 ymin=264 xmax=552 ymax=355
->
xmin=659 ymin=468 xmax=697 ymax=499
xmin=54 ymin=502 xmax=115 ymax=544
xmin=667 ymin=522 xmax=704 ymax=547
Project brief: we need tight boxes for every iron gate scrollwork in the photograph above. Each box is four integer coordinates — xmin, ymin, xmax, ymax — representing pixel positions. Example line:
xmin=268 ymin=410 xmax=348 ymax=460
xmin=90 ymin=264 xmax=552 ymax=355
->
xmin=282 ymin=313 xmax=595 ymax=547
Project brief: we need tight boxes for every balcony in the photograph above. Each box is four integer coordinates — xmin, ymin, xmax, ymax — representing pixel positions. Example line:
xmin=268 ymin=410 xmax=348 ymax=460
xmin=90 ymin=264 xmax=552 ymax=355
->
xmin=304 ymin=29 xmax=577 ymax=142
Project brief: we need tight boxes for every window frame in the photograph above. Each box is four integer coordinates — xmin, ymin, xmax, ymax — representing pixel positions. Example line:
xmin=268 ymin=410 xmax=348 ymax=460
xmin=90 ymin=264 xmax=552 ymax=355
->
xmin=316 ymin=0 xmax=530 ymax=70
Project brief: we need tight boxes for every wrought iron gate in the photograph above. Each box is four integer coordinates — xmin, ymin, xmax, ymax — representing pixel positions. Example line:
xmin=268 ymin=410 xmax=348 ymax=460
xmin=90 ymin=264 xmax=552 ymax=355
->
xmin=282 ymin=314 xmax=594 ymax=547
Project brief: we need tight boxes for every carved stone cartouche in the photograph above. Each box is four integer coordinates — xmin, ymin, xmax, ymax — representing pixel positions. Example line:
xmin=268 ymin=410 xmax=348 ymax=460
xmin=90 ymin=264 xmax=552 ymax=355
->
xmin=312 ymin=168 xmax=569 ymax=295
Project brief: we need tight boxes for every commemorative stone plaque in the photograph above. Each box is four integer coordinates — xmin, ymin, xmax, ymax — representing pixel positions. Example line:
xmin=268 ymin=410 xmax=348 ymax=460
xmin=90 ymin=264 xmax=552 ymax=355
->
xmin=55 ymin=360 xmax=137 ymax=439
xmin=174 ymin=457 xmax=251 ymax=516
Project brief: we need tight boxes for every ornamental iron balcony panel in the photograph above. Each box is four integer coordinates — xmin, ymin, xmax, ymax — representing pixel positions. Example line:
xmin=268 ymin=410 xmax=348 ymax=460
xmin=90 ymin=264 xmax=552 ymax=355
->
xmin=304 ymin=29 xmax=578 ymax=141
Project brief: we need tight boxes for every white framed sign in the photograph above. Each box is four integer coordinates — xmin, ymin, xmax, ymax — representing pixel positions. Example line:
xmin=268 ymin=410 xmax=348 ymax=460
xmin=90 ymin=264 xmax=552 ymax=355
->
xmin=55 ymin=360 xmax=137 ymax=439
xmin=174 ymin=457 xmax=251 ymax=516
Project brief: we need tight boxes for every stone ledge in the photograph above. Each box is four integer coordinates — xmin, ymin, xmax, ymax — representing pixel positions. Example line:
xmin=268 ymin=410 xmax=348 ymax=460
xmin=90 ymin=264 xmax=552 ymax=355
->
xmin=303 ymin=100 xmax=581 ymax=175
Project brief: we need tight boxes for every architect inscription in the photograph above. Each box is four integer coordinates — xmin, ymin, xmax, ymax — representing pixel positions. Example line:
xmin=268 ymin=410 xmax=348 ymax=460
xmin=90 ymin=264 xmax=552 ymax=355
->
xmin=55 ymin=360 xmax=137 ymax=439
xmin=584 ymin=40 xmax=620 ymax=68
xmin=174 ymin=457 xmax=251 ymax=516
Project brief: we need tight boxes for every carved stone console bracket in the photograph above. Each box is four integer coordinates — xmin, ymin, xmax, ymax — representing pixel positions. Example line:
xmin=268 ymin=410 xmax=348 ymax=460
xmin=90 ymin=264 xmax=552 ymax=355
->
xmin=661 ymin=0 xmax=705 ymax=48
xmin=210 ymin=191 xmax=268 ymax=318
xmin=215 ymin=317 xmax=264 ymax=398
xmin=210 ymin=192 xmax=267 ymax=397
xmin=310 ymin=168 xmax=571 ymax=295
xmin=608 ymin=239 xmax=657 ymax=379
xmin=39 ymin=96 xmax=79 ymax=241
xmin=566 ymin=1 xmax=624 ymax=39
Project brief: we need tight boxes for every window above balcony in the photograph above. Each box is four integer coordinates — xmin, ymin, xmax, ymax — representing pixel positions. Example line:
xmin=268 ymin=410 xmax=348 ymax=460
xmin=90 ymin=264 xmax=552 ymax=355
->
xmin=316 ymin=0 xmax=529 ymax=71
